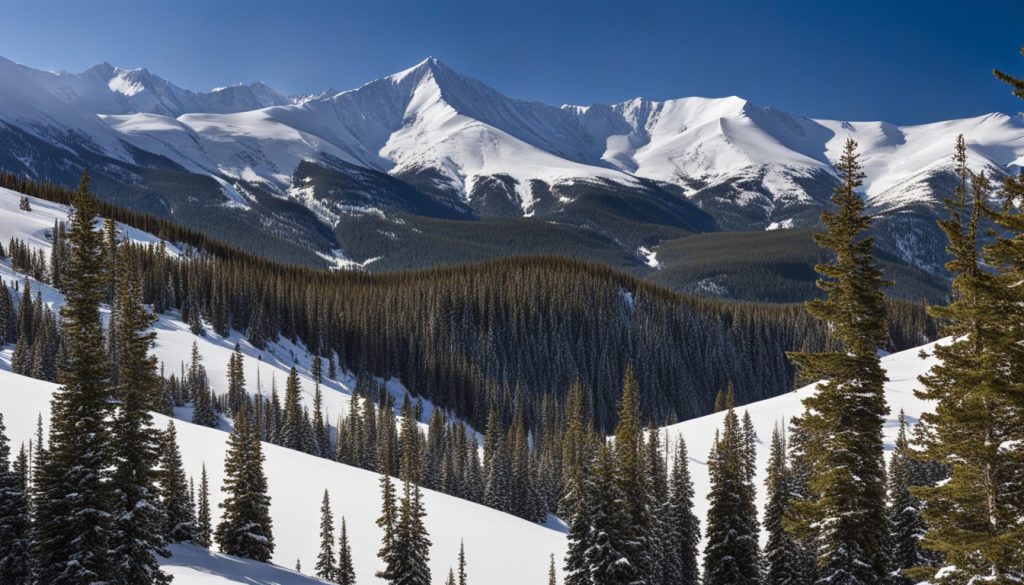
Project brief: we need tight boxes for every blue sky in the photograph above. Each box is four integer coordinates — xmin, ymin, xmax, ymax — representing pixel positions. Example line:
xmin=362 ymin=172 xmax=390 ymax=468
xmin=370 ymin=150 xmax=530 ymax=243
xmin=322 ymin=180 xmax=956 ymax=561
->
xmin=2 ymin=0 xmax=1023 ymax=124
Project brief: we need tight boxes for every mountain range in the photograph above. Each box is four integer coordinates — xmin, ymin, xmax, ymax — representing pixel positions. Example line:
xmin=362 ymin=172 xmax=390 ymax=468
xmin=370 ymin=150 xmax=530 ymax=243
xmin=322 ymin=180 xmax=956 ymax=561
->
xmin=2 ymin=55 xmax=1022 ymax=299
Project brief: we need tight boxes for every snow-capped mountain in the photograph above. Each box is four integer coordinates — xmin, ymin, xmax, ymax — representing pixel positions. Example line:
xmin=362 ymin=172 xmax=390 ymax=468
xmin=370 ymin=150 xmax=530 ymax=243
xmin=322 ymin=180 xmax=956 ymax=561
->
xmin=1 ymin=54 xmax=1022 ymax=278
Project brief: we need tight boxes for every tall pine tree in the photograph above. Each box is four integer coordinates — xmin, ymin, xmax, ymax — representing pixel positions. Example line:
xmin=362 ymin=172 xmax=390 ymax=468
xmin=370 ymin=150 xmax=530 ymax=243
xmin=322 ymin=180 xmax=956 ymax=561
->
xmin=215 ymin=402 xmax=274 ymax=562
xmin=788 ymin=139 xmax=891 ymax=585
xmin=34 ymin=171 xmax=115 ymax=585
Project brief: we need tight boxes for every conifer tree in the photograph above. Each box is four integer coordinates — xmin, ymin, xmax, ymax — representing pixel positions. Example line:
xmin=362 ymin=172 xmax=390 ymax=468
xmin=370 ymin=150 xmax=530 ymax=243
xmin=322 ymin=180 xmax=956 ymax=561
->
xmin=197 ymin=463 xmax=212 ymax=548
xmin=376 ymin=437 xmax=400 ymax=582
xmin=788 ymin=139 xmax=890 ymax=585
xmin=0 ymin=413 xmax=33 ymax=585
xmin=886 ymin=411 xmax=928 ymax=585
xmin=159 ymin=421 xmax=197 ymax=543
xmin=665 ymin=436 xmax=700 ymax=585
xmin=108 ymin=252 xmax=171 ymax=585
xmin=316 ymin=489 xmax=336 ymax=581
xmin=703 ymin=406 xmax=761 ymax=585
xmin=337 ymin=516 xmax=356 ymax=585
xmin=549 ymin=553 xmax=557 ymax=585
xmin=34 ymin=171 xmax=115 ymax=584
xmin=281 ymin=366 xmax=305 ymax=451
xmin=612 ymin=366 xmax=652 ymax=583
xmin=227 ymin=344 xmax=246 ymax=416
xmin=587 ymin=441 xmax=632 ymax=585
xmin=457 ymin=539 xmax=467 ymax=585
xmin=912 ymin=134 xmax=1024 ymax=583
xmin=215 ymin=402 xmax=274 ymax=562
xmin=764 ymin=423 xmax=800 ymax=585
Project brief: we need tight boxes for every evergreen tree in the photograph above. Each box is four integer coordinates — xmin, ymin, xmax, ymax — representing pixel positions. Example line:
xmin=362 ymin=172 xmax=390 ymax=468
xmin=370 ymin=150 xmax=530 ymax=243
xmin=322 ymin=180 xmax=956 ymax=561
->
xmin=281 ymin=366 xmax=305 ymax=451
xmin=159 ymin=421 xmax=197 ymax=543
xmin=665 ymin=436 xmax=700 ymax=585
xmin=0 ymin=413 xmax=34 ymax=585
xmin=611 ymin=366 xmax=652 ymax=584
xmin=587 ymin=442 xmax=632 ymax=585
xmin=887 ymin=411 xmax=928 ymax=585
xmin=912 ymin=134 xmax=1024 ymax=583
xmin=197 ymin=463 xmax=212 ymax=548
xmin=376 ymin=437 xmax=400 ymax=582
xmin=34 ymin=171 xmax=115 ymax=584
xmin=549 ymin=553 xmax=557 ymax=585
xmin=227 ymin=344 xmax=246 ymax=416
xmin=337 ymin=516 xmax=356 ymax=585
xmin=215 ymin=402 xmax=274 ymax=562
xmin=703 ymin=406 xmax=761 ymax=585
xmin=788 ymin=139 xmax=891 ymax=585
xmin=108 ymin=252 xmax=171 ymax=585
xmin=316 ymin=489 xmax=336 ymax=581
xmin=764 ymin=423 xmax=800 ymax=585
xmin=457 ymin=539 xmax=467 ymax=585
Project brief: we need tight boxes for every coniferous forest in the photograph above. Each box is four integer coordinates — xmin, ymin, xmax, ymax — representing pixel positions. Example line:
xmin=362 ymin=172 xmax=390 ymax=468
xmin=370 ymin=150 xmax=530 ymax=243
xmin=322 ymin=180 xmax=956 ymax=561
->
xmin=0 ymin=38 xmax=1022 ymax=585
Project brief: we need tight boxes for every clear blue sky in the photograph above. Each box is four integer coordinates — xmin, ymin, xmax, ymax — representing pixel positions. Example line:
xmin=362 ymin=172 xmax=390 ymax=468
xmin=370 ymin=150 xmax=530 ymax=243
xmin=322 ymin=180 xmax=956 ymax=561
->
xmin=3 ymin=0 xmax=1023 ymax=124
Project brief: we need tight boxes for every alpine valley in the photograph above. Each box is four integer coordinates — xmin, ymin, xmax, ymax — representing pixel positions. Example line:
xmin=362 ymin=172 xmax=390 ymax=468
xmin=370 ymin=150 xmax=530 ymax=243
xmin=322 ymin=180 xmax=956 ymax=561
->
xmin=4 ymin=55 xmax=1023 ymax=301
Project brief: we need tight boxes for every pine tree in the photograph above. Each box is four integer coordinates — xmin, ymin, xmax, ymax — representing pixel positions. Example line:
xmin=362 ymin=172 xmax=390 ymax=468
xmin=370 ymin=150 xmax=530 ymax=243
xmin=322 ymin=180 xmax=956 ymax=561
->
xmin=788 ymin=139 xmax=890 ymax=585
xmin=611 ymin=366 xmax=652 ymax=584
xmin=0 ymin=413 xmax=34 ymax=585
xmin=912 ymin=134 xmax=1024 ymax=583
xmin=764 ymin=423 xmax=800 ymax=585
xmin=457 ymin=539 xmax=467 ymax=585
xmin=281 ymin=366 xmax=305 ymax=451
xmin=337 ymin=516 xmax=356 ymax=585
xmin=34 ymin=171 xmax=115 ymax=584
xmin=446 ymin=568 xmax=457 ymax=585
xmin=316 ymin=489 xmax=336 ymax=581
xmin=887 ymin=411 xmax=928 ymax=585
xmin=587 ymin=441 xmax=632 ymax=585
xmin=376 ymin=437 xmax=400 ymax=582
xmin=665 ymin=436 xmax=700 ymax=585
xmin=227 ymin=344 xmax=246 ymax=416
xmin=549 ymin=553 xmax=557 ymax=585
xmin=703 ymin=406 xmax=761 ymax=585
xmin=197 ymin=463 xmax=212 ymax=548
xmin=159 ymin=421 xmax=197 ymax=543
xmin=108 ymin=252 xmax=171 ymax=585
xmin=215 ymin=402 xmax=274 ymax=562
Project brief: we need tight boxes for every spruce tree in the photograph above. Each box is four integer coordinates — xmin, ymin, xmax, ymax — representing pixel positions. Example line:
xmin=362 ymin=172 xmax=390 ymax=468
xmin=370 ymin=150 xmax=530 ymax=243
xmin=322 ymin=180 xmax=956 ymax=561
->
xmin=457 ymin=539 xmax=467 ymax=585
xmin=703 ymin=406 xmax=761 ymax=585
xmin=764 ymin=423 xmax=800 ymax=585
xmin=215 ymin=402 xmax=274 ymax=562
xmin=666 ymin=436 xmax=700 ymax=585
xmin=612 ymin=366 xmax=652 ymax=584
xmin=886 ymin=411 xmax=928 ymax=585
xmin=376 ymin=437 xmax=400 ymax=582
xmin=337 ymin=516 xmax=356 ymax=585
xmin=549 ymin=553 xmax=557 ymax=585
xmin=788 ymin=139 xmax=890 ymax=585
xmin=316 ymin=489 xmax=336 ymax=581
xmin=0 ymin=413 xmax=34 ymax=585
xmin=159 ymin=421 xmax=197 ymax=543
xmin=197 ymin=463 xmax=212 ymax=549
xmin=108 ymin=252 xmax=171 ymax=585
xmin=281 ymin=366 xmax=305 ymax=451
xmin=34 ymin=171 xmax=115 ymax=584
xmin=587 ymin=441 xmax=632 ymax=585
xmin=912 ymin=134 xmax=1024 ymax=583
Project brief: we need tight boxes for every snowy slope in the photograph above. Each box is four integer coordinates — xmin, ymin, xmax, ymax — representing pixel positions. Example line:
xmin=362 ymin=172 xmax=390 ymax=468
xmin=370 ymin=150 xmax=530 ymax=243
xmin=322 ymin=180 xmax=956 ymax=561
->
xmin=661 ymin=341 xmax=940 ymax=548
xmin=0 ymin=368 xmax=568 ymax=584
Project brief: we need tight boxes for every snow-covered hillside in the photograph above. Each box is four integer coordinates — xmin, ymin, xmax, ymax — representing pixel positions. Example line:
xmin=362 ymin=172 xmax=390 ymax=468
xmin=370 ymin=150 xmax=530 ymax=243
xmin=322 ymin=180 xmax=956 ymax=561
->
xmin=662 ymin=341 xmax=939 ymax=549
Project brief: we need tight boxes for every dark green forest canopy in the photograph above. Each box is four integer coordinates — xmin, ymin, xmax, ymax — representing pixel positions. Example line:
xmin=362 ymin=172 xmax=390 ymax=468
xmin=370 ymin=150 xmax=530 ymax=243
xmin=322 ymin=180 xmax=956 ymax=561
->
xmin=2 ymin=173 xmax=940 ymax=431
